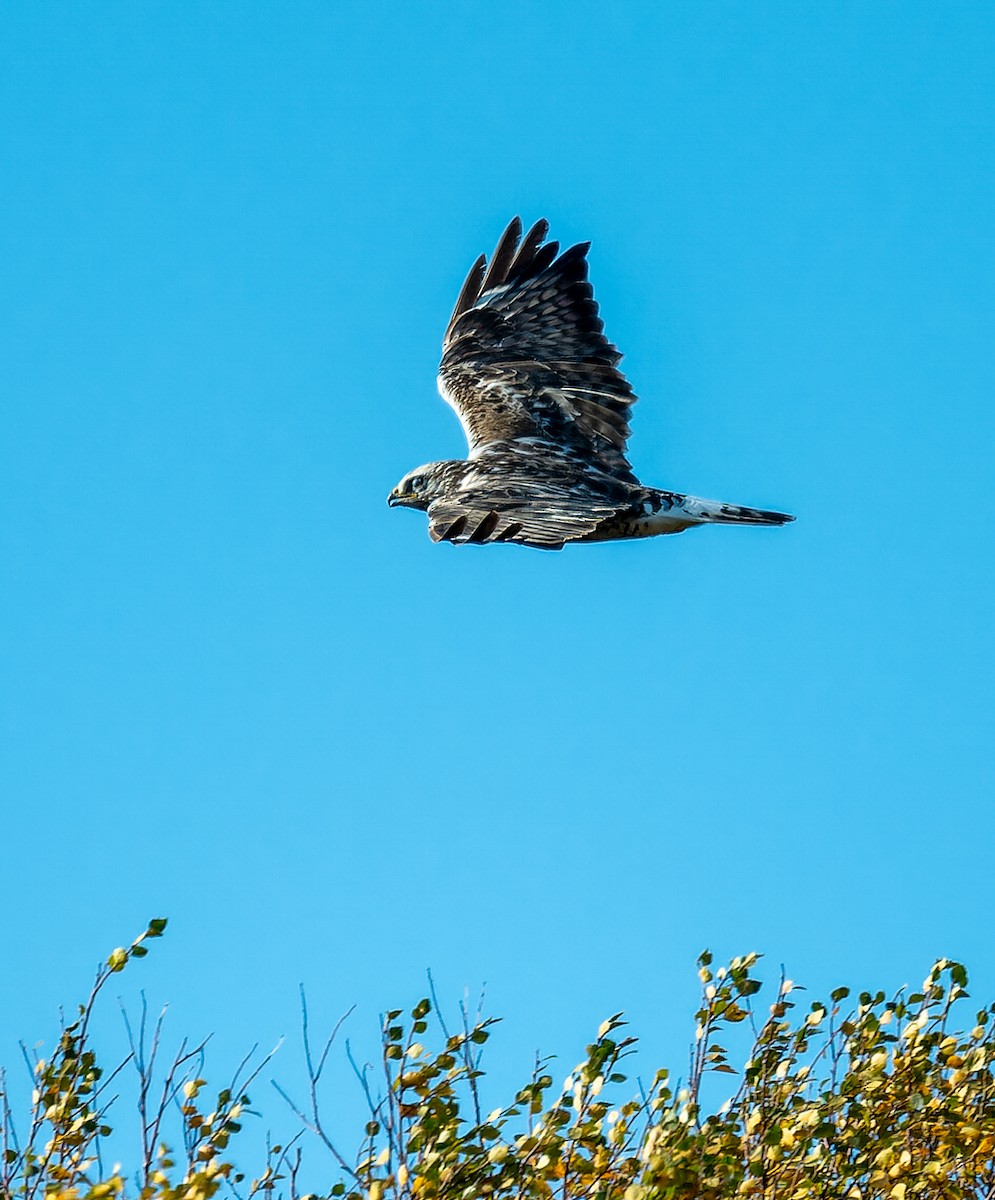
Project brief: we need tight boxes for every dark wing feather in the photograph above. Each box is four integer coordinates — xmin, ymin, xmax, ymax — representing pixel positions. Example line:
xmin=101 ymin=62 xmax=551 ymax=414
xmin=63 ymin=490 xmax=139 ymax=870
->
xmin=425 ymin=449 xmax=630 ymax=550
xmin=439 ymin=218 xmax=638 ymax=481
xmin=427 ymin=494 xmax=618 ymax=551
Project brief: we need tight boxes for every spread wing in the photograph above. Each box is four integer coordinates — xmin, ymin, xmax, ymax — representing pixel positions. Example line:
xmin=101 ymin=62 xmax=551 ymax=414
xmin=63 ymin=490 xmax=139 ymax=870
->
xmin=438 ymin=217 xmax=638 ymax=482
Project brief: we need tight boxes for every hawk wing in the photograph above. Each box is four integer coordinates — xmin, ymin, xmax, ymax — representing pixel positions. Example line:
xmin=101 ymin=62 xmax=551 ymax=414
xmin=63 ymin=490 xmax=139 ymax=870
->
xmin=427 ymin=492 xmax=620 ymax=551
xmin=438 ymin=217 xmax=638 ymax=482
xmin=425 ymin=450 xmax=633 ymax=550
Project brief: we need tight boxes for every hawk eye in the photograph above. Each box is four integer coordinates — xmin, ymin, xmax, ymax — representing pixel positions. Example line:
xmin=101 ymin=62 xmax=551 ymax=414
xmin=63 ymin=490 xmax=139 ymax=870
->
xmin=411 ymin=475 xmax=425 ymax=491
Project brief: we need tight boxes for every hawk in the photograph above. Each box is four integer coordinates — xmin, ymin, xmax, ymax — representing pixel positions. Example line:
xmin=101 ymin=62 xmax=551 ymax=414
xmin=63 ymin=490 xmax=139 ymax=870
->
xmin=388 ymin=217 xmax=794 ymax=550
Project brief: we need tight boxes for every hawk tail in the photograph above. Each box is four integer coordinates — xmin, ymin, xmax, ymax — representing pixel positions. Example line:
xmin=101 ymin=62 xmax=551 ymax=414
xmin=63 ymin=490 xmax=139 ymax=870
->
xmin=679 ymin=495 xmax=795 ymax=526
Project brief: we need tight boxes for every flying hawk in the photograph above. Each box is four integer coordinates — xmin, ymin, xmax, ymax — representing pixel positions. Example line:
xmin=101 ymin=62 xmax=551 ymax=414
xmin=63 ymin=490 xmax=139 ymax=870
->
xmin=388 ymin=218 xmax=793 ymax=550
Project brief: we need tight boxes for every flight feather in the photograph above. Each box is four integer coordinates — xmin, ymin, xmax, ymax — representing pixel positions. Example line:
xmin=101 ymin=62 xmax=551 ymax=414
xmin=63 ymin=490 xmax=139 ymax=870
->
xmin=438 ymin=217 xmax=638 ymax=481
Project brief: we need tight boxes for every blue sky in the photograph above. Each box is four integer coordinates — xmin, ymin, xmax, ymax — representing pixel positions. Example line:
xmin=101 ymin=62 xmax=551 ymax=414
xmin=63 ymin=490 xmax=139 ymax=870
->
xmin=2 ymin=0 xmax=994 ymax=1171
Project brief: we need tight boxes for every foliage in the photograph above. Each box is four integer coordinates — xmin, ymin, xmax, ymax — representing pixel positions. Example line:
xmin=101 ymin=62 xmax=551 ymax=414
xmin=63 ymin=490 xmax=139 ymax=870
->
xmin=1 ymin=921 xmax=257 ymax=1200
xmin=3 ymin=926 xmax=995 ymax=1200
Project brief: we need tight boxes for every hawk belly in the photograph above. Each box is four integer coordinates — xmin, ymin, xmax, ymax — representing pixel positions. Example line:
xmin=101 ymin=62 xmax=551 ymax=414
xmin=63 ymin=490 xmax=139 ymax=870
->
xmin=583 ymin=509 xmax=696 ymax=542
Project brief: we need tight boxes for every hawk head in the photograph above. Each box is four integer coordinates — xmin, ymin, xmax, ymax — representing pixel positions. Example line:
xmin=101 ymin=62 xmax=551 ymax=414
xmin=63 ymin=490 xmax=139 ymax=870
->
xmin=387 ymin=461 xmax=463 ymax=511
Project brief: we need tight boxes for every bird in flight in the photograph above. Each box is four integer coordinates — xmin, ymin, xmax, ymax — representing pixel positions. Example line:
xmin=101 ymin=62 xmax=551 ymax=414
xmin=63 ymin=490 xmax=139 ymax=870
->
xmin=388 ymin=217 xmax=794 ymax=550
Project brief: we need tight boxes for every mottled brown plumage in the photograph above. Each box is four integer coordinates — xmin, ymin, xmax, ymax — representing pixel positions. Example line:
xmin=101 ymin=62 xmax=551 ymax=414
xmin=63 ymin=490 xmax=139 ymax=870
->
xmin=439 ymin=218 xmax=636 ymax=482
xmin=388 ymin=218 xmax=793 ymax=550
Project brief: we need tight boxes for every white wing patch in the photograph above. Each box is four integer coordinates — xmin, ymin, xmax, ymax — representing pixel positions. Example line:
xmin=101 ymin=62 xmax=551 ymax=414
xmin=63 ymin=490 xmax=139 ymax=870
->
xmin=438 ymin=375 xmax=480 ymax=456
xmin=438 ymin=375 xmax=529 ymax=459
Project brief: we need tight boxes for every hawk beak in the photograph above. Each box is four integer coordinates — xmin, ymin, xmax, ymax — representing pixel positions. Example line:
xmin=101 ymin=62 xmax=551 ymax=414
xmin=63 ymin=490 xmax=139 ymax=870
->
xmin=387 ymin=492 xmax=399 ymax=507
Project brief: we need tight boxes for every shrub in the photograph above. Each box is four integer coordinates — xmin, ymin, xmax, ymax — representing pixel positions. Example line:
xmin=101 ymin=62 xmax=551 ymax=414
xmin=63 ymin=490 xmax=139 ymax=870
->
xmin=3 ymin=924 xmax=994 ymax=1199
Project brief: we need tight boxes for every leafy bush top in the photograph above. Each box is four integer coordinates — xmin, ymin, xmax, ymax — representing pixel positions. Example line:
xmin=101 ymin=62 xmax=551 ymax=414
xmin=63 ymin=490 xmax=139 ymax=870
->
xmin=2 ymin=925 xmax=994 ymax=1200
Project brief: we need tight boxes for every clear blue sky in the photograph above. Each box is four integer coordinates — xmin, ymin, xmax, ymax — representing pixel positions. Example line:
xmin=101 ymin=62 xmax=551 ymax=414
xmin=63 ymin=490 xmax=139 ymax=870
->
xmin=2 ymin=0 xmax=994 ymax=1169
